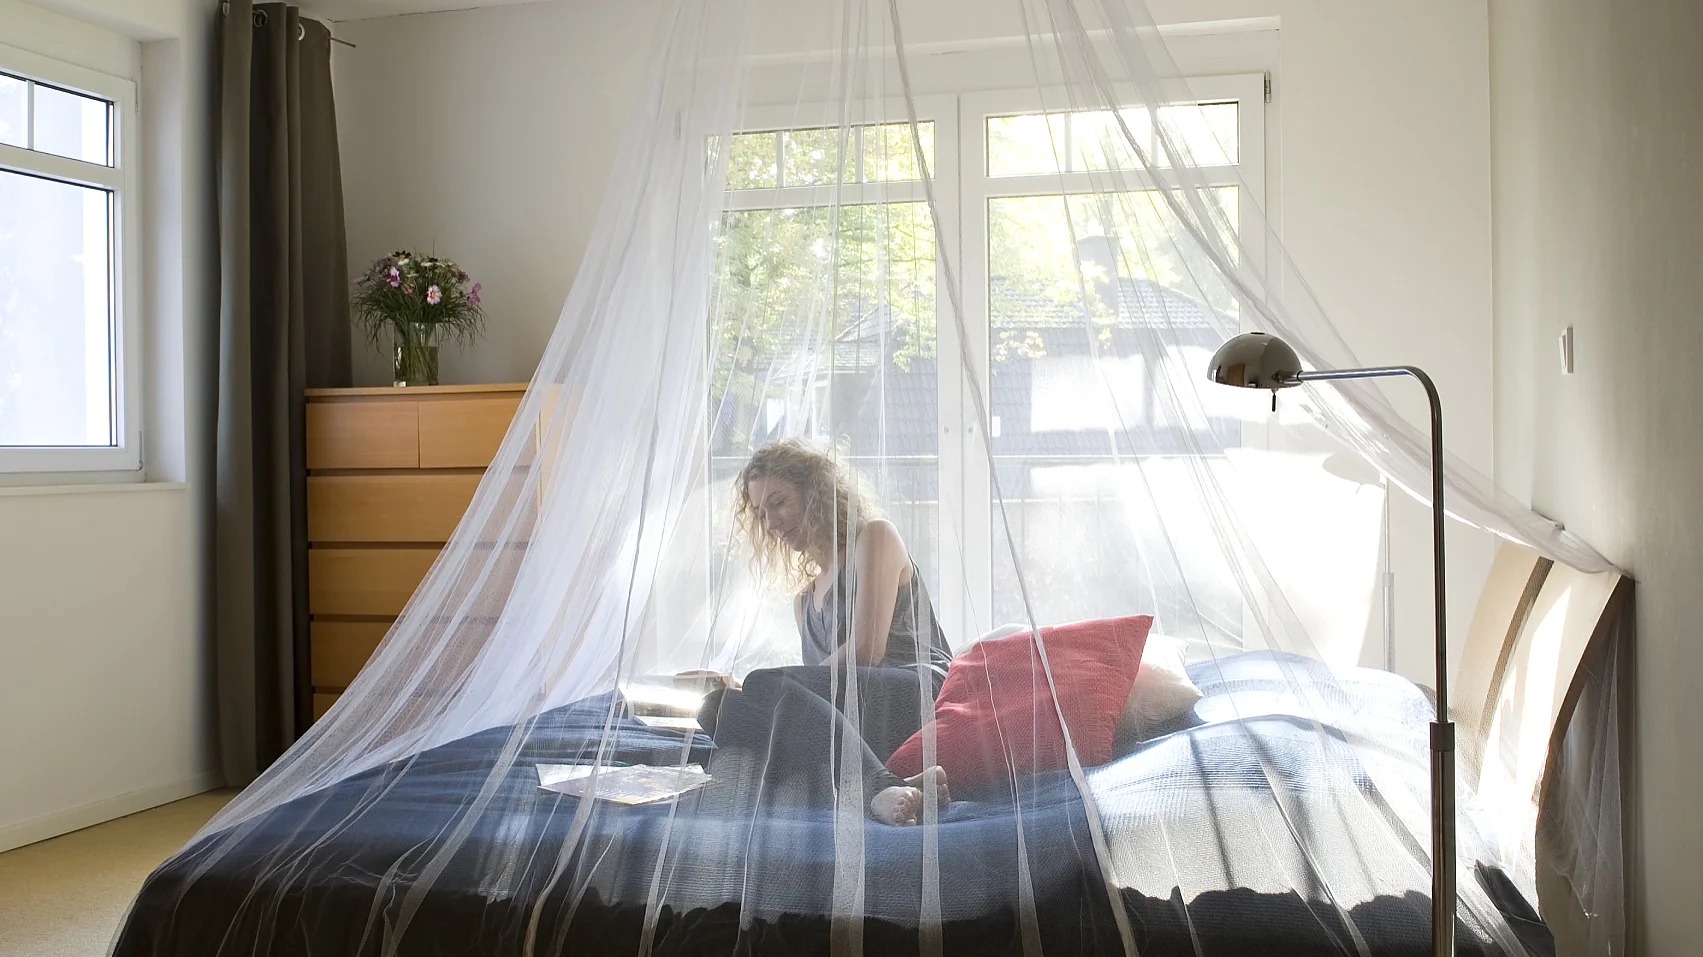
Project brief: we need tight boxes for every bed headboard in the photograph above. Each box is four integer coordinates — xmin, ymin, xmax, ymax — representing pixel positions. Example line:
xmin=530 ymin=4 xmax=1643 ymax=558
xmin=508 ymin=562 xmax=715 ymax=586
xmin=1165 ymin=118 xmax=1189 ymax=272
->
xmin=1455 ymin=540 xmax=1632 ymax=956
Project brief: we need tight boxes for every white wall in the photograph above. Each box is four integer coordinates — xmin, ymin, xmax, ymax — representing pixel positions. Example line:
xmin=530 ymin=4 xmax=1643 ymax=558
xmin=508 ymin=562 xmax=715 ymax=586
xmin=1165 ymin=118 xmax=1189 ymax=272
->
xmin=334 ymin=0 xmax=668 ymax=387
xmin=0 ymin=487 xmax=216 ymax=850
xmin=0 ymin=0 xmax=219 ymax=850
xmin=22 ymin=0 xmax=193 ymax=39
xmin=1490 ymin=0 xmax=1703 ymax=950
xmin=1151 ymin=0 xmax=1498 ymax=683
xmin=334 ymin=0 xmax=1497 ymax=683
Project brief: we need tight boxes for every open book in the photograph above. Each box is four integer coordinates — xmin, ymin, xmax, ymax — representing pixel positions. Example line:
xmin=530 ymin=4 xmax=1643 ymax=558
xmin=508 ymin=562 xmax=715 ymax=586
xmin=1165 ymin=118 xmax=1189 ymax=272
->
xmin=536 ymin=763 xmax=713 ymax=805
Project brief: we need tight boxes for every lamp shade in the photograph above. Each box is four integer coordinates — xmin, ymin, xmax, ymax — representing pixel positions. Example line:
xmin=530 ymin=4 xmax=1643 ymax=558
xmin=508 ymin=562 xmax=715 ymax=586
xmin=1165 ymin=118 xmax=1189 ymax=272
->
xmin=1206 ymin=332 xmax=1303 ymax=390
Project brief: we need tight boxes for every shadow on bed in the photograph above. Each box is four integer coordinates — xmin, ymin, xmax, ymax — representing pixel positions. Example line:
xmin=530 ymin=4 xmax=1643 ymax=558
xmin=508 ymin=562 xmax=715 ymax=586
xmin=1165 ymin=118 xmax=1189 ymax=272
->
xmin=551 ymin=878 xmax=1550 ymax=957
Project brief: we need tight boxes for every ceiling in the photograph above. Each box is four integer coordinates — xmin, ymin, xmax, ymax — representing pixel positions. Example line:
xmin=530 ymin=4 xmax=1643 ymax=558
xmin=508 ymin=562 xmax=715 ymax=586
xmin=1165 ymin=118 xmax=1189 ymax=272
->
xmin=300 ymin=0 xmax=545 ymax=24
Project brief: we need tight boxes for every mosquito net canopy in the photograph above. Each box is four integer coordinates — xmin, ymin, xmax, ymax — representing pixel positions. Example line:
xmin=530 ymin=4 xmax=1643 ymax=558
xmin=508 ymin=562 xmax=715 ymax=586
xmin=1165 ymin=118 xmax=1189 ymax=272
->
xmin=116 ymin=0 xmax=1623 ymax=954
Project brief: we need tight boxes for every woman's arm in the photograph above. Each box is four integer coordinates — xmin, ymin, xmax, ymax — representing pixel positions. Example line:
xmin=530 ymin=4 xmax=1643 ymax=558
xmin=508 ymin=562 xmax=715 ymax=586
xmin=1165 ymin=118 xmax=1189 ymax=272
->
xmin=829 ymin=519 xmax=908 ymax=667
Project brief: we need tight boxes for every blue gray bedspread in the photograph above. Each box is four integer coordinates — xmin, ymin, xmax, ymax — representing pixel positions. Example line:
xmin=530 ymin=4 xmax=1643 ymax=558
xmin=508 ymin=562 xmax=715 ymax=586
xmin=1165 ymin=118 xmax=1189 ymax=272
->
xmin=113 ymin=652 xmax=1549 ymax=956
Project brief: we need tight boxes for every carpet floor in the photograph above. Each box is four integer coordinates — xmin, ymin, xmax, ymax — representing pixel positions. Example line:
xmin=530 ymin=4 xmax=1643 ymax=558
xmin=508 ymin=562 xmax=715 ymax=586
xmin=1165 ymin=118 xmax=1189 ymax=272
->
xmin=0 ymin=790 xmax=233 ymax=957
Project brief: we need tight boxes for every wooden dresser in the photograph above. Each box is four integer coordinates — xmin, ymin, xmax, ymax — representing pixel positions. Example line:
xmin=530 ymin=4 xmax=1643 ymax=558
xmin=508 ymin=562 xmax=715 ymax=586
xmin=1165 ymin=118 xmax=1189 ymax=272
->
xmin=305 ymin=383 xmax=526 ymax=722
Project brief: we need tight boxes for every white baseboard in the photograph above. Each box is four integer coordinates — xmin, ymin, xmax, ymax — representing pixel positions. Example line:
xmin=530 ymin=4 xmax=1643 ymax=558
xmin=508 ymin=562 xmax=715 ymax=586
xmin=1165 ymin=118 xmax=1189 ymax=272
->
xmin=0 ymin=770 xmax=225 ymax=854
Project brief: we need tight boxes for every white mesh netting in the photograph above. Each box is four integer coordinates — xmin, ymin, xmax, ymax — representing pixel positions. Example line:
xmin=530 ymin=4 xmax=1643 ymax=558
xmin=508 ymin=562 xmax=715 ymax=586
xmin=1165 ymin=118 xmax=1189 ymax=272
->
xmin=117 ymin=2 xmax=1623 ymax=955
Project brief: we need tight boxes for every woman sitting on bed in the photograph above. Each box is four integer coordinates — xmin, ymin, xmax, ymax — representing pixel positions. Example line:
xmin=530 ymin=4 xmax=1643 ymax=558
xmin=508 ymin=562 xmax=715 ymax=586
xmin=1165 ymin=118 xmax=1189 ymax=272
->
xmin=738 ymin=438 xmax=953 ymax=700
xmin=696 ymin=438 xmax=955 ymax=825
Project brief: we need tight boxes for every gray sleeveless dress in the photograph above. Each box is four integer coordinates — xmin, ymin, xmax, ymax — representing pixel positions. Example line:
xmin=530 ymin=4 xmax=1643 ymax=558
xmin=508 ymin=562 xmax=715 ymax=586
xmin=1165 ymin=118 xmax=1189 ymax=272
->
xmin=797 ymin=559 xmax=954 ymax=681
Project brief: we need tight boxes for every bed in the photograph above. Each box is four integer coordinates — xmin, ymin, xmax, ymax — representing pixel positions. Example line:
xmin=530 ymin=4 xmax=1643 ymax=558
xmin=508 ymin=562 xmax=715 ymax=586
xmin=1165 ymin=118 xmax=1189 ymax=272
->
xmin=113 ymin=545 xmax=1626 ymax=957
xmin=109 ymin=653 xmax=1546 ymax=953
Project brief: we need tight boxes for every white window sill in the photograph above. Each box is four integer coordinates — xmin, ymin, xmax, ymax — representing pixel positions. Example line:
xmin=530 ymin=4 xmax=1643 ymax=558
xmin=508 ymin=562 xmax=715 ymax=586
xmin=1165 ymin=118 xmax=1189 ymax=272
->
xmin=0 ymin=480 xmax=187 ymax=498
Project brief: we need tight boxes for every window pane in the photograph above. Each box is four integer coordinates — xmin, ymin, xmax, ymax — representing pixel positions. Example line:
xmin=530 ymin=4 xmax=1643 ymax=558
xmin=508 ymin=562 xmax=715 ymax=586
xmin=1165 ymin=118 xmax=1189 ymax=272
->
xmin=989 ymin=103 xmax=1235 ymax=176
xmin=860 ymin=121 xmax=934 ymax=182
xmin=33 ymin=83 xmax=110 ymax=165
xmin=1072 ymin=109 xmax=1152 ymax=172
xmin=987 ymin=188 xmax=1243 ymax=641
xmin=0 ymin=75 xmax=24 ymax=148
xmin=710 ymin=200 xmax=939 ymax=649
xmin=712 ymin=202 xmax=936 ymax=452
xmin=1158 ymin=102 xmax=1237 ymax=167
xmin=0 ymin=170 xmax=114 ymax=447
xmin=987 ymin=112 xmax=1068 ymax=177
xmin=781 ymin=127 xmax=846 ymax=186
xmin=727 ymin=131 xmax=778 ymax=190
xmin=988 ymin=188 xmax=1241 ymax=321
xmin=991 ymin=458 xmax=1246 ymax=644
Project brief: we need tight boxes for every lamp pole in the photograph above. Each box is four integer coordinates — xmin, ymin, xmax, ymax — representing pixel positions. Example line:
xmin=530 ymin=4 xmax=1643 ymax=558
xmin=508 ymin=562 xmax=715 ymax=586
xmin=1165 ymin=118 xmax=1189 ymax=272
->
xmin=1207 ymin=333 xmax=1456 ymax=956
xmin=1286 ymin=365 xmax=1454 ymax=957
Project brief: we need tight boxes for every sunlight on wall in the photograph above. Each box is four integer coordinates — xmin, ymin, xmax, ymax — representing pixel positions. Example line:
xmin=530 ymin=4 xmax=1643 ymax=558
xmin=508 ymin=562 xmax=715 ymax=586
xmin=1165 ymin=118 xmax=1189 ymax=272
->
xmin=1226 ymin=448 xmax=1385 ymax=666
xmin=1480 ymin=589 xmax=1568 ymax=887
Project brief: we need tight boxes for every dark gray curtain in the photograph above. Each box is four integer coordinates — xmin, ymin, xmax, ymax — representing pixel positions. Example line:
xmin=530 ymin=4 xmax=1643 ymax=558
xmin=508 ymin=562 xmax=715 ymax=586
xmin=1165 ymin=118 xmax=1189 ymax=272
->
xmin=214 ymin=0 xmax=350 ymax=784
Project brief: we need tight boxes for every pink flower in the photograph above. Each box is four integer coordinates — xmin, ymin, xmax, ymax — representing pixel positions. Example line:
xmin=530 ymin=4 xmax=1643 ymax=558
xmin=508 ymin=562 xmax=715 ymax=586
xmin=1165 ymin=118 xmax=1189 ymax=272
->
xmin=469 ymin=282 xmax=482 ymax=305
xmin=426 ymin=284 xmax=442 ymax=305
xmin=402 ymin=284 xmax=414 ymax=296
xmin=386 ymin=266 xmax=401 ymax=287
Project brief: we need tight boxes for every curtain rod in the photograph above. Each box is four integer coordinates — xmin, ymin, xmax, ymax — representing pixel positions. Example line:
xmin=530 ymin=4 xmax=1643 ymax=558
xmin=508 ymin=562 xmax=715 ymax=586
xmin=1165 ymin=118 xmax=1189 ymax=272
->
xmin=219 ymin=2 xmax=358 ymax=48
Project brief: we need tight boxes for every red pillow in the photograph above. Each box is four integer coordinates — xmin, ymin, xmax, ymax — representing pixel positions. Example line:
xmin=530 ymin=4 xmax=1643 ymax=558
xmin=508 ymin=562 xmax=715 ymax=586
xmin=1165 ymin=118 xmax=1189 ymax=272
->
xmin=887 ymin=615 xmax=1152 ymax=785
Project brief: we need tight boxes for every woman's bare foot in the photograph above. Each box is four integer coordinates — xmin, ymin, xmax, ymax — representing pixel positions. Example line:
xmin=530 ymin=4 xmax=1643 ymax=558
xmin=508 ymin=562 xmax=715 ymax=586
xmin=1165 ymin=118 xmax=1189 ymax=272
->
xmin=871 ymin=767 xmax=951 ymax=825
xmin=870 ymin=786 xmax=923 ymax=826
xmin=905 ymin=766 xmax=951 ymax=808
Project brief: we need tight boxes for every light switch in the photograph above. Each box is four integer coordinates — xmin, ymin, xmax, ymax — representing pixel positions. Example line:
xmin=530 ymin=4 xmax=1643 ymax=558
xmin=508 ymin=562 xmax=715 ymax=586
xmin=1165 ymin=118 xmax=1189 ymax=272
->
xmin=1558 ymin=325 xmax=1575 ymax=375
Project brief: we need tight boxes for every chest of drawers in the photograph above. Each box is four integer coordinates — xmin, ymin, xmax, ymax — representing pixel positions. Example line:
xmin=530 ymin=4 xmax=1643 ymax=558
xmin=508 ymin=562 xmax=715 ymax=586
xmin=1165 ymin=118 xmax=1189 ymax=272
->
xmin=304 ymin=383 xmax=525 ymax=721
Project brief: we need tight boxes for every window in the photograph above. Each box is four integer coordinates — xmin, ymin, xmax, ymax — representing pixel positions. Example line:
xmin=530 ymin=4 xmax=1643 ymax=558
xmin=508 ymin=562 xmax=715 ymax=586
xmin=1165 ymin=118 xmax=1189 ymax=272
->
xmin=0 ymin=44 xmax=139 ymax=473
xmin=708 ymin=78 xmax=1265 ymax=652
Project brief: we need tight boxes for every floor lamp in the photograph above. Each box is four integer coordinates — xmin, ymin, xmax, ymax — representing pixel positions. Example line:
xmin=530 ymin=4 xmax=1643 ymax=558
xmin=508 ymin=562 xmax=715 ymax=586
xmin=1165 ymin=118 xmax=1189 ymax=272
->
xmin=1206 ymin=330 xmax=1456 ymax=957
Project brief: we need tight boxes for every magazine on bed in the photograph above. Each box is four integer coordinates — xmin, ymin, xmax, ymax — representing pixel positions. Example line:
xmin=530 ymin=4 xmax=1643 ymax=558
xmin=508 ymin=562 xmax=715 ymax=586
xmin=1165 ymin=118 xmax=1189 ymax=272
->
xmin=537 ymin=762 xmax=713 ymax=805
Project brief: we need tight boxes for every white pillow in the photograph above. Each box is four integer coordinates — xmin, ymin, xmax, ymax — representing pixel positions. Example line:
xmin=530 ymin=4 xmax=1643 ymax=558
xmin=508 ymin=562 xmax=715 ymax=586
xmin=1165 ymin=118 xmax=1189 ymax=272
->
xmin=1113 ymin=633 xmax=1203 ymax=750
xmin=971 ymin=622 xmax=1030 ymax=647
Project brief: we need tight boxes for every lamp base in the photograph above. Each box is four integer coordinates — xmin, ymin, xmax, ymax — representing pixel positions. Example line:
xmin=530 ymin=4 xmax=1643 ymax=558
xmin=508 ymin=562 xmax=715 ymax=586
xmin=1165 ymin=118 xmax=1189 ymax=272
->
xmin=1431 ymin=720 xmax=1456 ymax=957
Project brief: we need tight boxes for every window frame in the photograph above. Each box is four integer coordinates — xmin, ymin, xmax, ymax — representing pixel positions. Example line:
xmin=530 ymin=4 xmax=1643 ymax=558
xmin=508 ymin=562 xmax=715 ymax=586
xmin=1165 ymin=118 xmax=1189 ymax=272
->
xmin=0 ymin=42 xmax=142 ymax=474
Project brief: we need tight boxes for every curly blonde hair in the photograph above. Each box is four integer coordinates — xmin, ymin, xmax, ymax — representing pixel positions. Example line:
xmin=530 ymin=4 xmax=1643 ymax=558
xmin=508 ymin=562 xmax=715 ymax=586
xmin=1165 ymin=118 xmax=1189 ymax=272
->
xmin=736 ymin=438 xmax=880 ymax=591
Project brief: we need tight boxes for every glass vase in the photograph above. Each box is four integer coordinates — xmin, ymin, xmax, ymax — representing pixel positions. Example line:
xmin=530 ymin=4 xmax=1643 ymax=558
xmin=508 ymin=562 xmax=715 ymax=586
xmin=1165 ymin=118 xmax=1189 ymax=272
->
xmin=392 ymin=322 xmax=440 ymax=387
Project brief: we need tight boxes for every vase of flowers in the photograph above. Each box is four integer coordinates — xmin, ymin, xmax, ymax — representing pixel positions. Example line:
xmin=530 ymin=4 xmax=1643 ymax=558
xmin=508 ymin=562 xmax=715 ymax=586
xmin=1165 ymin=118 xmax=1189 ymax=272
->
xmin=351 ymin=251 xmax=485 ymax=387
